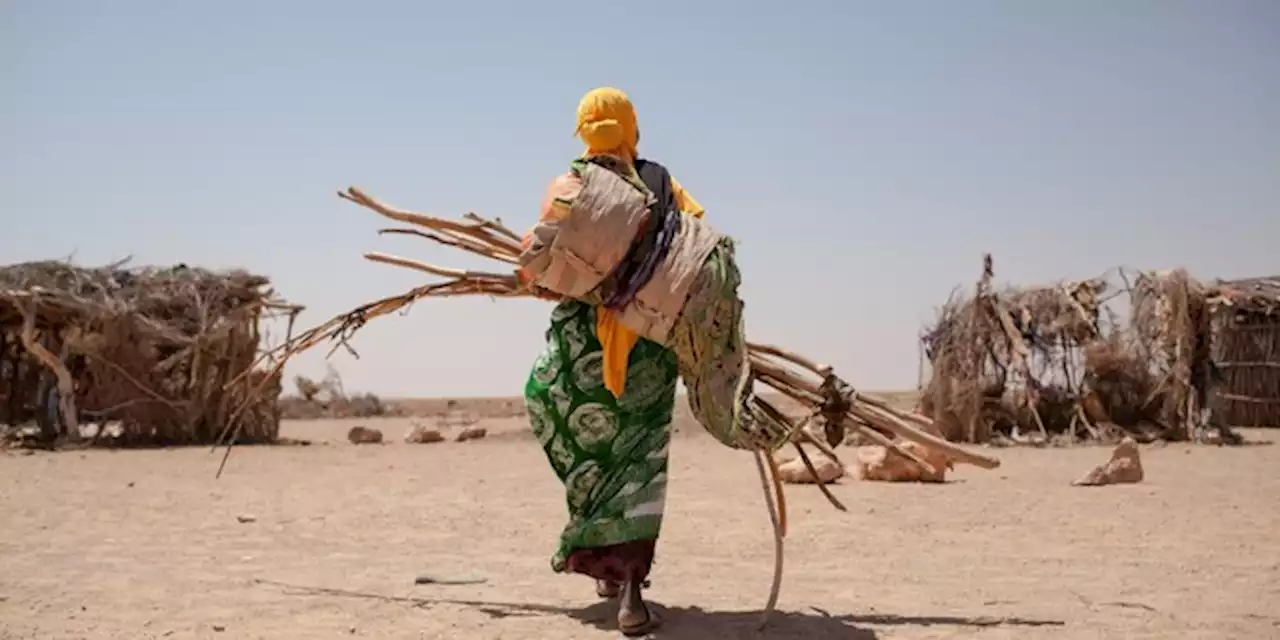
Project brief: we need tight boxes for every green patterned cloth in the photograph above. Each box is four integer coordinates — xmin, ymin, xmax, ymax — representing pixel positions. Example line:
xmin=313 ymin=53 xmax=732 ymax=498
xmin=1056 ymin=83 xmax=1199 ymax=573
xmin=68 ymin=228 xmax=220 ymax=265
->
xmin=524 ymin=300 xmax=678 ymax=572
xmin=669 ymin=237 xmax=785 ymax=452
xmin=668 ymin=237 xmax=751 ymax=449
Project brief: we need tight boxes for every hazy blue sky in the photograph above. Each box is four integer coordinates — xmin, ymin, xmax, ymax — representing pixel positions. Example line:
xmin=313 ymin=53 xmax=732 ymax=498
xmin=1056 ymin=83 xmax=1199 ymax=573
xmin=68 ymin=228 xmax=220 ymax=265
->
xmin=4 ymin=1 xmax=1278 ymax=397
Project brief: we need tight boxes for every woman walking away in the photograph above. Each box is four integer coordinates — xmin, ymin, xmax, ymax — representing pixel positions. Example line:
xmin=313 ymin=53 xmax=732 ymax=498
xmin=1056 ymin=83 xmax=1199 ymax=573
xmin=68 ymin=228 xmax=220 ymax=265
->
xmin=519 ymin=87 xmax=705 ymax=636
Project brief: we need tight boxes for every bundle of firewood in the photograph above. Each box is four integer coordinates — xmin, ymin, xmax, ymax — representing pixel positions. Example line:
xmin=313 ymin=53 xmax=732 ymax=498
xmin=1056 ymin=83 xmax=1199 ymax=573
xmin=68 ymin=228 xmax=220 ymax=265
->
xmin=285 ymin=189 xmax=998 ymax=461
xmin=227 ymin=185 xmax=1001 ymax=627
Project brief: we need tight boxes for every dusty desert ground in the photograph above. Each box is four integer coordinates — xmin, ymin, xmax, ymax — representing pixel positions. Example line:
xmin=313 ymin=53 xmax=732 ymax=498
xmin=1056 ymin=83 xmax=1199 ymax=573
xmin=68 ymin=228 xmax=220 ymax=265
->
xmin=2 ymin=411 xmax=1279 ymax=640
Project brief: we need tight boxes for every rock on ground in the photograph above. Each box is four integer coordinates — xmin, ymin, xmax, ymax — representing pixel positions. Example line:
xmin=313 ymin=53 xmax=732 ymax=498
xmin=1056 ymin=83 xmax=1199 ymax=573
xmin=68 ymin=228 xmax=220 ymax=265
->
xmin=346 ymin=426 xmax=384 ymax=445
xmin=852 ymin=441 xmax=953 ymax=483
xmin=455 ymin=426 xmax=488 ymax=442
xmin=1072 ymin=437 xmax=1144 ymax=486
xmin=776 ymin=449 xmax=844 ymax=484
xmin=404 ymin=423 xmax=445 ymax=444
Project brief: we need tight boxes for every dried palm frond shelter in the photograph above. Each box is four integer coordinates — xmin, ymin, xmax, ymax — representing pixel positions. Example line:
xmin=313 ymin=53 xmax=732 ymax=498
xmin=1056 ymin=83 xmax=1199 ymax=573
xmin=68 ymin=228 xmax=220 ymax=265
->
xmin=919 ymin=255 xmax=1218 ymax=445
xmin=0 ymin=260 xmax=298 ymax=447
xmin=920 ymin=254 xmax=1122 ymax=444
xmin=1205 ymin=275 xmax=1280 ymax=427
xmin=1128 ymin=268 xmax=1214 ymax=439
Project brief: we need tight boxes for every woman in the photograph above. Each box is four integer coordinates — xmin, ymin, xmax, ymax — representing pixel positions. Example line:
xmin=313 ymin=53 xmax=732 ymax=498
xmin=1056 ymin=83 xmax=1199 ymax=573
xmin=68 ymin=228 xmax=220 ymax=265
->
xmin=520 ymin=87 xmax=704 ymax=636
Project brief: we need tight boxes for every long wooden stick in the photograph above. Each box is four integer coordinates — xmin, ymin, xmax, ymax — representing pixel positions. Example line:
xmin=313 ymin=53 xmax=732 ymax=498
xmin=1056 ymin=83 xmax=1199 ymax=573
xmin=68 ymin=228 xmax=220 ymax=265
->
xmin=363 ymin=252 xmax=515 ymax=282
xmin=747 ymin=341 xmax=833 ymax=376
xmin=378 ymin=228 xmax=519 ymax=265
xmin=753 ymin=450 xmax=784 ymax=630
xmin=765 ymin=452 xmax=788 ymax=538
xmin=792 ymin=442 xmax=847 ymax=511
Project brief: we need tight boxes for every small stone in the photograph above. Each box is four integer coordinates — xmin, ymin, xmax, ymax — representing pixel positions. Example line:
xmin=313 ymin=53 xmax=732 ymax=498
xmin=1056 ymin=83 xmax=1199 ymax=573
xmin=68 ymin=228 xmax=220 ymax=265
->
xmin=236 ymin=515 xmax=257 ymax=524
xmin=404 ymin=423 xmax=445 ymax=444
xmin=455 ymin=426 xmax=487 ymax=442
xmin=347 ymin=426 xmax=384 ymax=444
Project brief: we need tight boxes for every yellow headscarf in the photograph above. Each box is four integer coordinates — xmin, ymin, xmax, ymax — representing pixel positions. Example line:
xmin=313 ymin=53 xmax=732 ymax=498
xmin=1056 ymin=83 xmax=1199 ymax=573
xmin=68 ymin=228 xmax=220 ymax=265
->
xmin=575 ymin=87 xmax=639 ymax=163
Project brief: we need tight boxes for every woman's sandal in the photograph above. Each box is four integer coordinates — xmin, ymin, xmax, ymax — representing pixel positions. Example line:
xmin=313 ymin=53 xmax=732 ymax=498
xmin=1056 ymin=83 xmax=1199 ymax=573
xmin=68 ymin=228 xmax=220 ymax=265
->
xmin=619 ymin=605 xmax=663 ymax=637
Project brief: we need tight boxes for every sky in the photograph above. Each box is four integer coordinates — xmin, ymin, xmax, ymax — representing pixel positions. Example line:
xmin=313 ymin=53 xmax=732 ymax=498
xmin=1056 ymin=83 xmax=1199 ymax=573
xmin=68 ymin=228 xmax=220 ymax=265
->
xmin=4 ymin=1 xmax=1278 ymax=398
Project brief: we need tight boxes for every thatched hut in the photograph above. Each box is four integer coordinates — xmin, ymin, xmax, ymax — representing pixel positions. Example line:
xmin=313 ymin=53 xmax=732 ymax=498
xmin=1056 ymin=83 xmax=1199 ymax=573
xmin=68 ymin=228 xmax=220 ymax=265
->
xmin=1127 ymin=268 xmax=1215 ymax=440
xmin=919 ymin=254 xmax=1122 ymax=444
xmin=1206 ymin=275 xmax=1280 ymax=427
xmin=922 ymin=257 xmax=1255 ymax=445
xmin=918 ymin=255 xmax=1225 ymax=445
xmin=0 ymin=260 xmax=298 ymax=447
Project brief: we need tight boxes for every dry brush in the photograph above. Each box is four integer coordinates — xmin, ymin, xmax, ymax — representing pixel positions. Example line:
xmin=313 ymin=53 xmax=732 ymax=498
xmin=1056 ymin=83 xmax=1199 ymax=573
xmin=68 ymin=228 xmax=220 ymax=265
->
xmin=0 ymin=260 xmax=297 ymax=447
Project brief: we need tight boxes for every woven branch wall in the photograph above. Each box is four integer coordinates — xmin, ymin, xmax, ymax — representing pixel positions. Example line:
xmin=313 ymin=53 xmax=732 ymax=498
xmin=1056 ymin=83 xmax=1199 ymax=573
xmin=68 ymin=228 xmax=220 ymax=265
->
xmin=0 ymin=261 xmax=294 ymax=447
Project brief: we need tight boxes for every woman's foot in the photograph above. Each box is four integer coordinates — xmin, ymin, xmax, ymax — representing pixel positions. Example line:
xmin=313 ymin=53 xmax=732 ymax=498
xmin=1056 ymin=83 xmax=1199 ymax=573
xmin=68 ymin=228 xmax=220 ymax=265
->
xmin=596 ymin=579 xmax=620 ymax=599
xmin=617 ymin=579 xmax=662 ymax=636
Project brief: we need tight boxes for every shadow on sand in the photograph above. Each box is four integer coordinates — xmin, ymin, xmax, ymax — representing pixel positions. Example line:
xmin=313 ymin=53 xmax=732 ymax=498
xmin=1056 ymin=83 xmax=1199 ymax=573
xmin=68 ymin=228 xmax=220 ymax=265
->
xmin=458 ymin=598 xmax=1066 ymax=638
xmin=553 ymin=600 xmax=1064 ymax=639
xmin=255 ymin=579 xmax=1064 ymax=639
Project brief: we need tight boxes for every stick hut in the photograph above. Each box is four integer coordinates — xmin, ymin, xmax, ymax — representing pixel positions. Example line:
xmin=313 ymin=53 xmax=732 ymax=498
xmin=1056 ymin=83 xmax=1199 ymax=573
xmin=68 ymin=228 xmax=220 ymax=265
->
xmin=918 ymin=255 xmax=1221 ymax=444
xmin=0 ymin=260 xmax=297 ymax=447
xmin=920 ymin=254 xmax=1114 ymax=443
xmin=1205 ymin=275 xmax=1280 ymax=427
xmin=1127 ymin=268 xmax=1215 ymax=440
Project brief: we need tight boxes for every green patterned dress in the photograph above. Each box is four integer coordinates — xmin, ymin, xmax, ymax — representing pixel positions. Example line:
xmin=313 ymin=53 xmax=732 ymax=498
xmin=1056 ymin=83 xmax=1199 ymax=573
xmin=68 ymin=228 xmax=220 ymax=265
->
xmin=524 ymin=299 xmax=678 ymax=581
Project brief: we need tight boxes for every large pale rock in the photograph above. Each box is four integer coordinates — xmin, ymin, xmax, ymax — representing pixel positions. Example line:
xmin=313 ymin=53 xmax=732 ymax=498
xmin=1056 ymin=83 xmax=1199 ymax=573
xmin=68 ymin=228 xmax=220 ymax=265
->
xmin=776 ymin=450 xmax=844 ymax=485
xmin=404 ymin=423 xmax=445 ymax=444
xmin=1072 ymin=437 xmax=1143 ymax=486
xmin=852 ymin=441 xmax=953 ymax=483
xmin=346 ymin=426 xmax=384 ymax=445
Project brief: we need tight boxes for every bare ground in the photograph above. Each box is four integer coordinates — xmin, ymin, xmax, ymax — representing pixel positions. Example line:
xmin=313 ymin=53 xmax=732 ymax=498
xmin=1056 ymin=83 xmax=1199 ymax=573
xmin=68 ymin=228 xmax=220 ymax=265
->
xmin=2 ymin=416 xmax=1279 ymax=640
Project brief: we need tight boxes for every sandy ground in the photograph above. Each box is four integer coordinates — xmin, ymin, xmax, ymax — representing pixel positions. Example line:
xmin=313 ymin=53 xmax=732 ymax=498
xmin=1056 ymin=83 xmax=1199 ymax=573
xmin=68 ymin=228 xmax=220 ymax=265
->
xmin=2 ymin=417 xmax=1279 ymax=640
